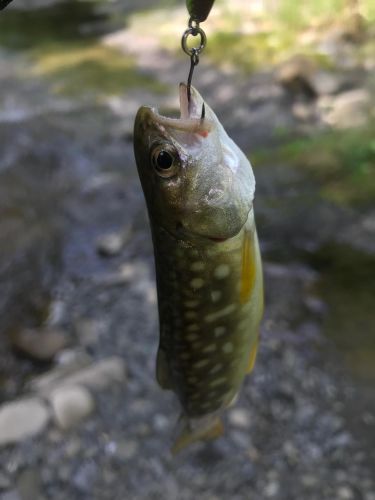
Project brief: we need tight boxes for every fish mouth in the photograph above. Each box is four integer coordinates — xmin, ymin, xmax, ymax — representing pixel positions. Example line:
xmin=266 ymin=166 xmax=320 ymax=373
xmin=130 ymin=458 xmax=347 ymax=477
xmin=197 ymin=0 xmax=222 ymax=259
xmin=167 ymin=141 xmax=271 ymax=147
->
xmin=150 ymin=83 xmax=212 ymax=136
xmin=174 ymin=221 xmax=238 ymax=244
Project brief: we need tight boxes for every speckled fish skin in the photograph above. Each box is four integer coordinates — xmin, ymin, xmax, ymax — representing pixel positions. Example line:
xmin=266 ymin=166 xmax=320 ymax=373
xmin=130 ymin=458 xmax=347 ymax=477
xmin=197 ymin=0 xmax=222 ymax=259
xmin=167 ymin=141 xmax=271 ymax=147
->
xmin=134 ymin=84 xmax=263 ymax=436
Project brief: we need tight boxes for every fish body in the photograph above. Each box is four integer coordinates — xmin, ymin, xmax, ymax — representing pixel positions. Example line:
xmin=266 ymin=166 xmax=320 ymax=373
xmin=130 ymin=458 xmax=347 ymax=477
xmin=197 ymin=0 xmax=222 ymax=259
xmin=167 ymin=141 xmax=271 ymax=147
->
xmin=134 ymin=85 xmax=263 ymax=450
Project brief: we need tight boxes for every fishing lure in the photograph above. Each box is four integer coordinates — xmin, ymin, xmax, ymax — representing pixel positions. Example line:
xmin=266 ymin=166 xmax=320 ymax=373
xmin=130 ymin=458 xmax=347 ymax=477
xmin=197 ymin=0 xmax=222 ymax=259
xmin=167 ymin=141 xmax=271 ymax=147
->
xmin=133 ymin=0 xmax=263 ymax=452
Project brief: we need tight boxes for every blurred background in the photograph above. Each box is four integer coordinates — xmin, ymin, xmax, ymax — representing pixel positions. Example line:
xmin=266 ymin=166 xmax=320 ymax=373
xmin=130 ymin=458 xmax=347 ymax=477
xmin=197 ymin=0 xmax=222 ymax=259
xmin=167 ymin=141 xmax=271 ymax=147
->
xmin=0 ymin=0 xmax=374 ymax=498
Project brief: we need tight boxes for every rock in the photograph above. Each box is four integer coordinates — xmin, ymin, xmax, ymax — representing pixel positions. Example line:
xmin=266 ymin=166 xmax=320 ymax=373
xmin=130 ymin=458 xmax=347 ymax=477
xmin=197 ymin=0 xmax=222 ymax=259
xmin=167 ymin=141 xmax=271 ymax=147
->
xmin=72 ymin=460 xmax=98 ymax=493
xmin=74 ymin=318 xmax=106 ymax=347
xmin=10 ymin=327 xmax=68 ymax=362
xmin=337 ymin=485 xmax=354 ymax=499
xmin=264 ymin=480 xmax=280 ymax=497
xmin=0 ymin=471 xmax=11 ymax=489
xmin=275 ymin=55 xmax=317 ymax=97
xmin=228 ymin=408 xmax=251 ymax=429
xmin=319 ymin=88 xmax=373 ymax=128
xmin=49 ymin=385 xmax=94 ymax=430
xmin=30 ymin=357 xmax=125 ymax=395
xmin=16 ymin=468 xmax=42 ymax=500
xmin=53 ymin=357 xmax=126 ymax=392
xmin=28 ymin=356 xmax=91 ymax=393
xmin=309 ymin=71 xmax=345 ymax=96
xmin=115 ymin=439 xmax=139 ymax=461
xmin=339 ymin=12 xmax=367 ymax=43
xmin=96 ymin=226 xmax=131 ymax=257
xmin=0 ymin=399 xmax=50 ymax=446
xmin=0 ymin=491 xmax=21 ymax=500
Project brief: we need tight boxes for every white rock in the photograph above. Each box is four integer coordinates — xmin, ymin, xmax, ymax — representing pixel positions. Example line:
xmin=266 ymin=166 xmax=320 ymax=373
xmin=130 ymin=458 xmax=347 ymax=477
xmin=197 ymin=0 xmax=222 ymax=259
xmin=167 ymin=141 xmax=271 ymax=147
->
xmin=228 ymin=408 xmax=251 ymax=429
xmin=0 ymin=399 xmax=50 ymax=446
xmin=31 ymin=357 xmax=126 ymax=395
xmin=320 ymin=88 xmax=373 ymax=128
xmin=50 ymin=386 xmax=94 ymax=430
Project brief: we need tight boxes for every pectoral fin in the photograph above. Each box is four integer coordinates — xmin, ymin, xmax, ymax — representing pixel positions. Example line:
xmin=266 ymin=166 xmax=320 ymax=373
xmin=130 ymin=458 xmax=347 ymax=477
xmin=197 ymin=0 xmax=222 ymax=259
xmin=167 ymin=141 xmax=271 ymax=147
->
xmin=156 ymin=347 xmax=173 ymax=390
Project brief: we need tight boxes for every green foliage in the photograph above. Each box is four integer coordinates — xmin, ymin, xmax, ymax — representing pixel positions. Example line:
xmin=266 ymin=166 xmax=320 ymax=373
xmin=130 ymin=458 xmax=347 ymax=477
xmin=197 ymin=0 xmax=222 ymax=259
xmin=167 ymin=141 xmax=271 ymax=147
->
xmin=0 ymin=0 xmax=166 ymax=97
xmin=0 ymin=1 xmax=102 ymax=50
xmin=310 ymin=243 xmax=375 ymax=381
xmin=256 ymin=123 xmax=375 ymax=207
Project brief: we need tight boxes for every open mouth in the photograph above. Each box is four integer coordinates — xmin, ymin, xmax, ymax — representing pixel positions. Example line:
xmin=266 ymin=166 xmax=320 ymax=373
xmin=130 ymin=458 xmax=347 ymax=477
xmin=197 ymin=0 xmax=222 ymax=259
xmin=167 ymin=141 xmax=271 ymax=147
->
xmin=150 ymin=83 xmax=211 ymax=136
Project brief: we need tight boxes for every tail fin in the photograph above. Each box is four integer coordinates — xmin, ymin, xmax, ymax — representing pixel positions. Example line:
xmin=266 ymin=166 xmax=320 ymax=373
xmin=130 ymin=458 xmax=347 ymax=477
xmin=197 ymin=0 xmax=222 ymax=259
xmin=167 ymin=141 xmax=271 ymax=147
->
xmin=171 ymin=414 xmax=224 ymax=455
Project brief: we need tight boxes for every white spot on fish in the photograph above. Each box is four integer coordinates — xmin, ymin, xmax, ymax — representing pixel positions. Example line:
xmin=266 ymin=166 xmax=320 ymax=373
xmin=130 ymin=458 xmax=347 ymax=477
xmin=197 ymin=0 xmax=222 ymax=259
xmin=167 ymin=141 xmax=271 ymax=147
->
xmin=190 ymin=278 xmax=204 ymax=289
xmin=191 ymin=261 xmax=205 ymax=272
xmin=214 ymin=326 xmax=226 ymax=337
xmin=222 ymin=342 xmax=234 ymax=354
xmin=187 ymin=333 xmax=199 ymax=341
xmin=214 ymin=264 xmax=231 ymax=279
xmin=185 ymin=300 xmax=199 ymax=308
xmin=205 ymin=304 xmax=236 ymax=323
xmin=209 ymin=377 xmax=227 ymax=387
xmin=194 ymin=359 xmax=210 ymax=369
xmin=203 ymin=344 xmax=216 ymax=353
xmin=211 ymin=290 xmax=222 ymax=303
xmin=210 ymin=363 xmax=223 ymax=374
xmin=187 ymin=324 xmax=199 ymax=332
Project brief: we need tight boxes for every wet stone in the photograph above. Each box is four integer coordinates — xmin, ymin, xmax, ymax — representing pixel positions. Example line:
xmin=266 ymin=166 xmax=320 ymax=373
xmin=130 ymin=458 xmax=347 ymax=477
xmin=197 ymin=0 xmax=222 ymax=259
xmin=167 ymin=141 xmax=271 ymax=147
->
xmin=228 ymin=408 xmax=251 ymax=429
xmin=16 ymin=468 xmax=42 ymax=500
xmin=49 ymin=385 xmax=94 ymax=430
xmin=96 ymin=228 xmax=130 ymax=257
xmin=10 ymin=327 xmax=68 ymax=362
xmin=72 ymin=461 xmax=98 ymax=493
xmin=0 ymin=399 xmax=50 ymax=446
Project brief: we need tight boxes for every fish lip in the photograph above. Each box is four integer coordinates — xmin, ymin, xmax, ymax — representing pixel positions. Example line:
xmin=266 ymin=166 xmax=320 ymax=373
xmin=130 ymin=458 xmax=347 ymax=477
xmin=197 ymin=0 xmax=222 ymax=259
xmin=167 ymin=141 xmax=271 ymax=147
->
xmin=147 ymin=84 xmax=211 ymax=135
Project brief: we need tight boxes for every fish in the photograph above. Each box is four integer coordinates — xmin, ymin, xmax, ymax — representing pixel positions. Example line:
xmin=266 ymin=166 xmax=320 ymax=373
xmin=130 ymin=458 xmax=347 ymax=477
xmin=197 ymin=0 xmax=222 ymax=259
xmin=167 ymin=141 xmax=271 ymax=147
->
xmin=133 ymin=84 xmax=264 ymax=453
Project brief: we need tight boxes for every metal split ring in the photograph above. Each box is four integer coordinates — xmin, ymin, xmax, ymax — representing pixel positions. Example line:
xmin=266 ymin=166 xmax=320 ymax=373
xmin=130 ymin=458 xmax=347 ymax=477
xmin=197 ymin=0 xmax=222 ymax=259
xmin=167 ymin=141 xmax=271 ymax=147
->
xmin=181 ymin=25 xmax=207 ymax=57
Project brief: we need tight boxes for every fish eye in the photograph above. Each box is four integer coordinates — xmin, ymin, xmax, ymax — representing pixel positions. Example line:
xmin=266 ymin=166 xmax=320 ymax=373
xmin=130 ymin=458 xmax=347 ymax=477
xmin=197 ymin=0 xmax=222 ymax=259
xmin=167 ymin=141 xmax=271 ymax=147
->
xmin=151 ymin=144 xmax=180 ymax=178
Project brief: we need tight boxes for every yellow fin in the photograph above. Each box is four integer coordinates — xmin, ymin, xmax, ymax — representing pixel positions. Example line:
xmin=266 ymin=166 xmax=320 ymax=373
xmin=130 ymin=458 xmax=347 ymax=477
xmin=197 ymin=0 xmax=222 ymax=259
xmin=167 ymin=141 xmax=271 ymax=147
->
xmin=156 ymin=348 xmax=173 ymax=390
xmin=240 ymin=229 xmax=256 ymax=304
xmin=171 ymin=416 xmax=224 ymax=455
xmin=246 ymin=337 xmax=259 ymax=374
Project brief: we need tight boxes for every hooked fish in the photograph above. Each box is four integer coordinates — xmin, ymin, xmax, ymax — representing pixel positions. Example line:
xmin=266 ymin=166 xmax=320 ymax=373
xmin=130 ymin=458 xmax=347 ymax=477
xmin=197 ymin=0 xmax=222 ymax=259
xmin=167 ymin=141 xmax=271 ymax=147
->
xmin=134 ymin=84 xmax=263 ymax=452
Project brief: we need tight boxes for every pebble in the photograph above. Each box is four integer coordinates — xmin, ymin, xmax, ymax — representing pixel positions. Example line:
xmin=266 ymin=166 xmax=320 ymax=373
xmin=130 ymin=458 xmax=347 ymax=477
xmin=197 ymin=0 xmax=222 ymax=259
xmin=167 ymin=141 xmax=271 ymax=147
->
xmin=10 ymin=327 xmax=68 ymax=362
xmin=319 ymin=88 xmax=372 ymax=129
xmin=1 ymin=491 xmax=21 ymax=500
xmin=0 ymin=471 xmax=11 ymax=490
xmin=96 ymin=226 xmax=130 ymax=257
xmin=16 ymin=468 xmax=42 ymax=500
xmin=228 ymin=408 xmax=251 ymax=429
xmin=116 ymin=439 xmax=139 ymax=461
xmin=264 ymin=481 xmax=280 ymax=498
xmin=337 ymin=486 xmax=354 ymax=499
xmin=49 ymin=385 xmax=94 ymax=430
xmin=74 ymin=318 xmax=106 ymax=347
xmin=31 ymin=357 xmax=126 ymax=395
xmin=72 ymin=461 xmax=98 ymax=493
xmin=0 ymin=399 xmax=50 ymax=446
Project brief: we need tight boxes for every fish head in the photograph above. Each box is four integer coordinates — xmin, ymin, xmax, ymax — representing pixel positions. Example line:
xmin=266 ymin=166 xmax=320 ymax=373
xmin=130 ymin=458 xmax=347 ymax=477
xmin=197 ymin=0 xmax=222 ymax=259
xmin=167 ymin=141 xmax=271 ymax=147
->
xmin=134 ymin=84 xmax=255 ymax=243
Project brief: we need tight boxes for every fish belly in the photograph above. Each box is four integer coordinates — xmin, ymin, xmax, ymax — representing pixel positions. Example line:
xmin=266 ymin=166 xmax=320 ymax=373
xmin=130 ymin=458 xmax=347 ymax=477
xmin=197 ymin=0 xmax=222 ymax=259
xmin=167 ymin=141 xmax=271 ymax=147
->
xmin=153 ymin=211 xmax=263 ymax=418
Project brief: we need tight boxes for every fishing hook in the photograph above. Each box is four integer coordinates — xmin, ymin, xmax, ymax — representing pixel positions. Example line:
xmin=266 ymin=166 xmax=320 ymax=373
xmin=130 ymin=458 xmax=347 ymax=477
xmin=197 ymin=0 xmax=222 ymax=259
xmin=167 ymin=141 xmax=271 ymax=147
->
xmin=181 ymin=18 xmax=207 ymax=103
